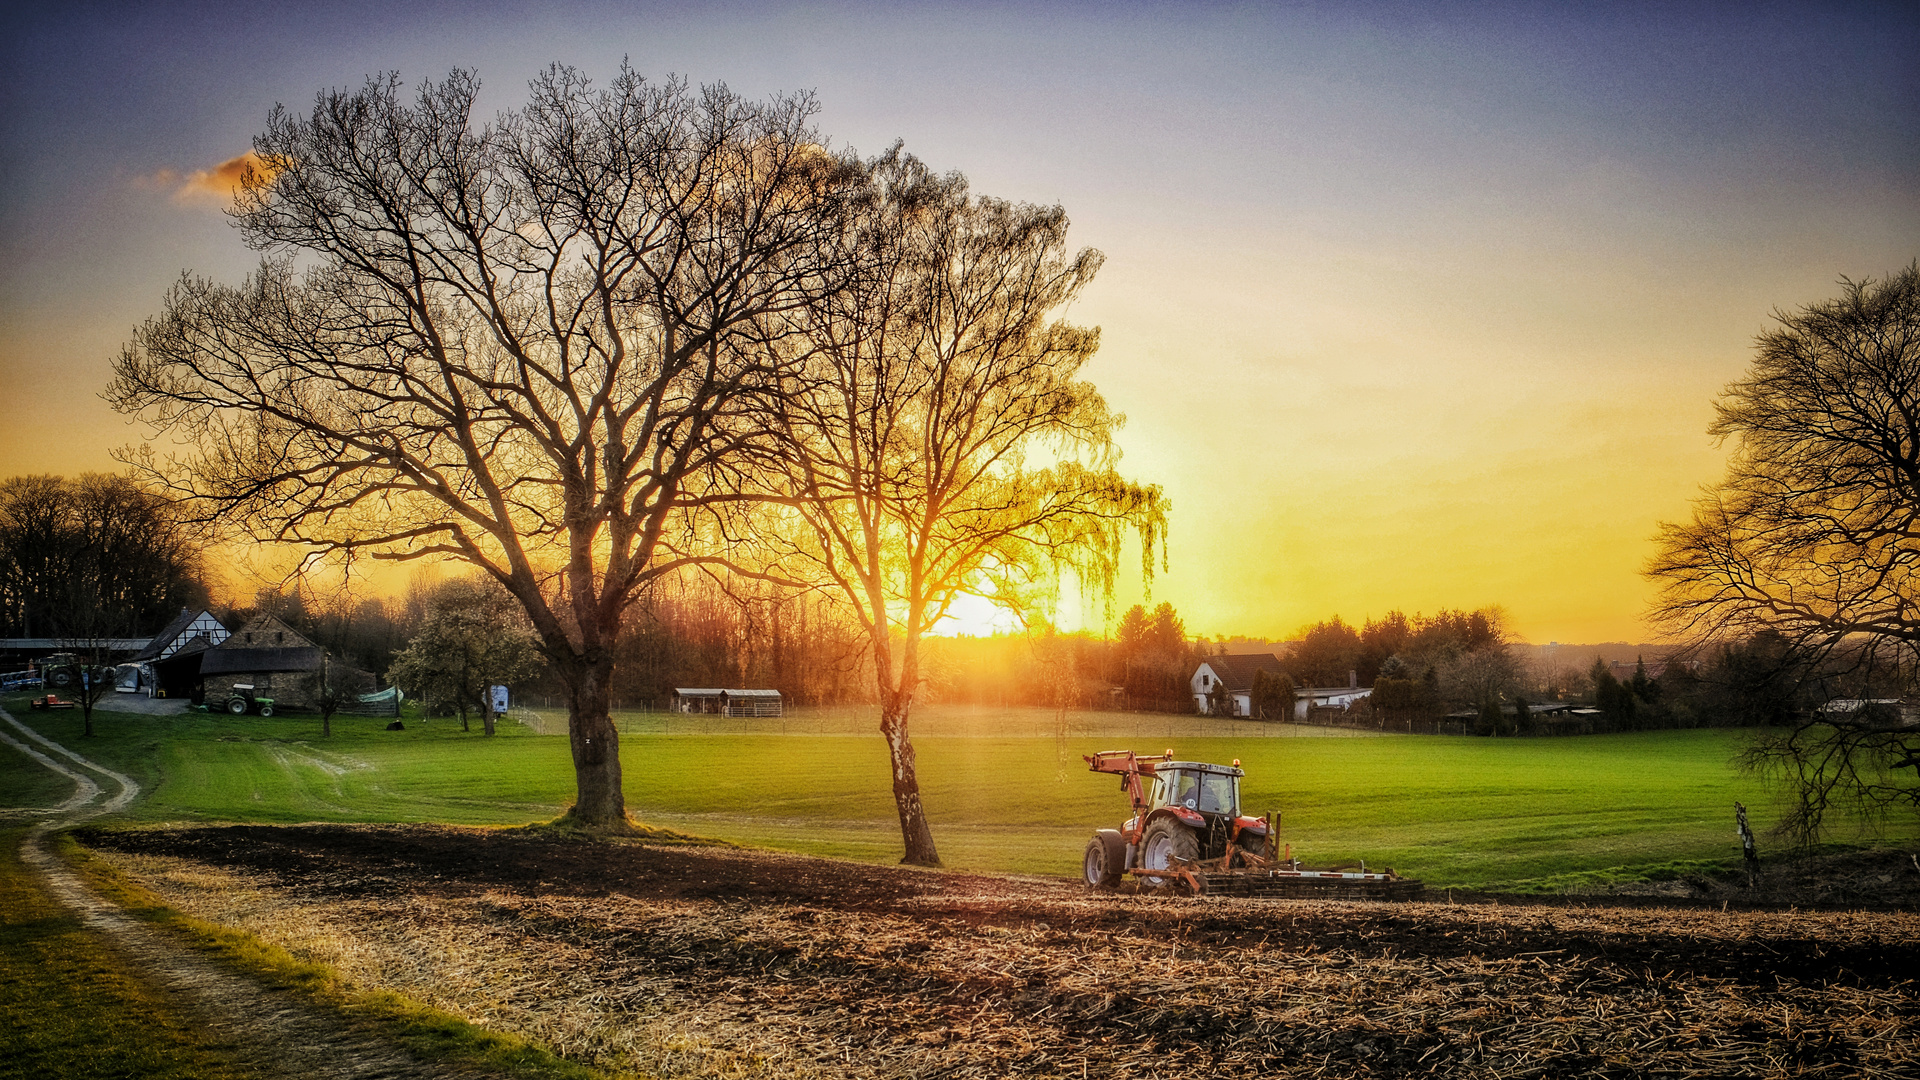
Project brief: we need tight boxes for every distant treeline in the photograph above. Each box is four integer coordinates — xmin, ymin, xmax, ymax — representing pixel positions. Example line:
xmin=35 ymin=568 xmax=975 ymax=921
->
xmin=217 ymin=581 xmax=1841 ymax=734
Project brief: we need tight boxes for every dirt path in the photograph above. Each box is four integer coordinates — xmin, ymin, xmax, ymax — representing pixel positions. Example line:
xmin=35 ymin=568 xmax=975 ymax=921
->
xmin=1 ymin=707 xmax=493 ymax=1080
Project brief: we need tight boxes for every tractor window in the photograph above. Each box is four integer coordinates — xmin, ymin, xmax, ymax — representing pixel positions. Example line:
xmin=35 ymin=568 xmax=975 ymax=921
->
xmin=1171 ymin=771 xmax=1198 ymax=809
xmin=1195 ymin=772 xmax=1237 ymax=815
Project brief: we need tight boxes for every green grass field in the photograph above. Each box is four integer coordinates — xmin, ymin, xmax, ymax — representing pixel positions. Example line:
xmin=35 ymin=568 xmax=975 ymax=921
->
xmin=5 ymin=695 xmax=1913 ymax=889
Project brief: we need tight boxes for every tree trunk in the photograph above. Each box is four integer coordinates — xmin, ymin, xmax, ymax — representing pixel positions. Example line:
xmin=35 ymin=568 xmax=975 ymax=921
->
xmin=880 ymin=693 xmax=941 ymax=867
xmin=1735 ymin=801 xmax=1760 ymax=887
xmin=561 ymin=651 xmax=630 ymax=832
xmin=482 ymin=696 xmax=496 ymax=736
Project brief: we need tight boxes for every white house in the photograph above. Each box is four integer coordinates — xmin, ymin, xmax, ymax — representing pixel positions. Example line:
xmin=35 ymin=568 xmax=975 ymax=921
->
xmin=1190 ymin=654 xmax=1287 ymax=717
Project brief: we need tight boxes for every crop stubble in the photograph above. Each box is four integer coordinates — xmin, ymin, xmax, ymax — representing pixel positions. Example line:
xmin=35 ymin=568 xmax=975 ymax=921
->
xmin=79 ymin=825 xmax=1916 ymax=1079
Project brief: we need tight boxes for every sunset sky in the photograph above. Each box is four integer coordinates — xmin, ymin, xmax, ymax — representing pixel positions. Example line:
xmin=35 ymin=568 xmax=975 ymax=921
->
xmin=1 ymin=1 xmax=1914 ymax=644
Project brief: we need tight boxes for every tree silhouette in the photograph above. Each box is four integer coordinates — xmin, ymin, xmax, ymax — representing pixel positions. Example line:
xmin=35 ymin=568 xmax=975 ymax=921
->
xmin=109 ymin=66 xmax=864 ymax=829
xmin=1650 ymin=264 xmax=1920 ymax=841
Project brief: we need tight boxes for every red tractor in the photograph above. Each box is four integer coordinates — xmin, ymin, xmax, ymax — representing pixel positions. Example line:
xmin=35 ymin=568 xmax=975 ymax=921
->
xmin=1082 ymin=749 xmax=1420 ymax=899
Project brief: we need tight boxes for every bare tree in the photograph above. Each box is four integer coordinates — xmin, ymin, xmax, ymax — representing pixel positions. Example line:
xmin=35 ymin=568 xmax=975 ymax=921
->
xmin=1650 ymin=264 xmax=1920 ymax=656
xmin=1650 ymin=265 xmax=1920 ymax=839
xmin=0 ymin=474 xmax=204 ymax=639
xmin=108 ymin=66 xmax=863 ymax=829
xmin=47 ymin=579 xmax=133 ymax=739
xmin=751 ymin=150 xmax=1166 ymax=865
xmin=1440 ymin=644 xmax=1523 ymax=734
xmin=309 ymin=650 xmax=373 ymax=738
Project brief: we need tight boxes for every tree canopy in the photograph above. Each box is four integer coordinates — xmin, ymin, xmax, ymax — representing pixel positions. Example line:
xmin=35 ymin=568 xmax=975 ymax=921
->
xmin=0 ymin=473 xmax=205 ymax=639
xmin=389 ymin=577 xmax=542 ymax=735
xmin=1650 ymin=263 xmax=1920 ymax=657
xmin=749 ymin=149 xmax=1166 ymax=865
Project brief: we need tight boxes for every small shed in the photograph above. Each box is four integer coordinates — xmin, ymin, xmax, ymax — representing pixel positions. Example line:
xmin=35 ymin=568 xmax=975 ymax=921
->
xmin=1294 ymin=685 xmax=1373 ymax=720
xmin=672 ymin=688 xmax=784 ymax=717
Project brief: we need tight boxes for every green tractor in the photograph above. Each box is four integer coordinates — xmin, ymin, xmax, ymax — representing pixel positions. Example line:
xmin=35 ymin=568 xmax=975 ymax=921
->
xmin=38 ymin=652 xmax=85 ymax=689
xmin=225 ymin=684 xmax=276 ymax=717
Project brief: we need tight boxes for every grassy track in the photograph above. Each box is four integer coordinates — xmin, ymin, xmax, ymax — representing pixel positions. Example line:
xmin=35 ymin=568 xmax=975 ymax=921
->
xmin=0 ymin=736 xmax=77 ymax=813
xmin=5 ymin=695 xmax=1912 ymax=888
xmin=0 ymin=827 xmax=248 ymax=1080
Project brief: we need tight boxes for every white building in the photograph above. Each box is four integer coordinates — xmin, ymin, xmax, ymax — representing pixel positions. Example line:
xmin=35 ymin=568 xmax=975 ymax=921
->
xmin=1190 ymin=654 xmax=1287 ymax=717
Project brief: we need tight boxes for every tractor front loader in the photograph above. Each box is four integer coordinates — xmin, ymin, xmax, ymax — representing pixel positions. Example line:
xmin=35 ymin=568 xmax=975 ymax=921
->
xmin=1082 ymin=749 xmax=1421 ymax=900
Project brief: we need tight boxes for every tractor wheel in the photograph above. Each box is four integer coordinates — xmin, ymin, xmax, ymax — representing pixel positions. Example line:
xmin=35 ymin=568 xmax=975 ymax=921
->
xmin=1139 ymin=817 xmax=1199 ymax=887
xmin=50 ymin=670 xmax=71 ymax=687
xmin=1233 ymin=831 xmax=1267 ymax=868
xmin=258 ymin=704 xmax=273 ymax=717
xmin=228 ymin=698 xmax=247 ymax=715
xmin=1083 ymin=829 xmax=1126 ymax=889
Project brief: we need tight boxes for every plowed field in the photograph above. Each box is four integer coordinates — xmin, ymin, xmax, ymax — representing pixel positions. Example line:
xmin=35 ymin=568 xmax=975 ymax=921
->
xmin=77 ymin=825 xmax=1919 ymax=1079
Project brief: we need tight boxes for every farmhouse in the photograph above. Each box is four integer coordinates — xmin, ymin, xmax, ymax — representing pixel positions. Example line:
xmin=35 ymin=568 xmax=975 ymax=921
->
xmin=672 ymin=688 xmax=784 ymax=717
xmin=118 ymin=608 xmax=231 ymax=697
xmin=1190 ymin=654 xmax=1287 ymax=717
xmin=199 ymin=614 xmax=325 ymax=709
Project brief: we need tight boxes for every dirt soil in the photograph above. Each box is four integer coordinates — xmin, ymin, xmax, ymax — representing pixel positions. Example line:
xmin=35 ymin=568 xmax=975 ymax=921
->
xmin=79 ymin=824 xmax=1920 ymax=1079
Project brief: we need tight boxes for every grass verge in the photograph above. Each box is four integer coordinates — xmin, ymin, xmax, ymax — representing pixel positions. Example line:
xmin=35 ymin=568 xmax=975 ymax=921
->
xmin=51 ymin=830 xmax=621 ymax=1080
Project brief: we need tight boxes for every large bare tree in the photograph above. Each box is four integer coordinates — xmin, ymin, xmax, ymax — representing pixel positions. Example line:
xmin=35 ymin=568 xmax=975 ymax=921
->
xmin=108 ymin=66 xmax=862 ymax=829
xmin=1649 ymin=263 xmax=1920 ymax=841
xmin=752 ymin=150 xmax=1167 ymax=865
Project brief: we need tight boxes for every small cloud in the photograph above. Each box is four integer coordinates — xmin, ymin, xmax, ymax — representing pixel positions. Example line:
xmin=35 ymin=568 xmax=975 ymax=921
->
xmin=136 ymin=151 xmax=275 ymax=207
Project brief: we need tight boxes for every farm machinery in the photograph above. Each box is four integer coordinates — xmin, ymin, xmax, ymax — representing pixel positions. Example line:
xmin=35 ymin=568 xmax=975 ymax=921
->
xmin=1082 ymin=750 xmax=1421 ymax=900
xmin=224 ymin=684 xmax=276 ymax=716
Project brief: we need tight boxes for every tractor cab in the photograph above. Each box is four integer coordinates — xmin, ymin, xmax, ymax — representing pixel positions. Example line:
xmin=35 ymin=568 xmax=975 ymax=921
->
xmin=1151 ymin=762 xmax=1241 ymax=818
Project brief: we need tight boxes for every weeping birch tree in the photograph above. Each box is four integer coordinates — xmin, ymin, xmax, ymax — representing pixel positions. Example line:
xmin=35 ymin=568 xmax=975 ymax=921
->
xmin=108 ymin=66 xmax=862 ymax=830
xmin=755 ymin=150 xmax=1167 ymax=866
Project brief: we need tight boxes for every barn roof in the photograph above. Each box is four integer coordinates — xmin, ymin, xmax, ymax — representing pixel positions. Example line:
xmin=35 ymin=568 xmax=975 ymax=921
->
xmin=200 ymin=647 xmax=324 ymax=675
xmin=130 ymin=609 xmax=229 ymax=661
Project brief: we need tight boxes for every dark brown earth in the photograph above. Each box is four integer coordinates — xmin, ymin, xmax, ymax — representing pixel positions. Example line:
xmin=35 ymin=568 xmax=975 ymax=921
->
xmin=77 ymin=824 xmax=1920 ymax=1079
